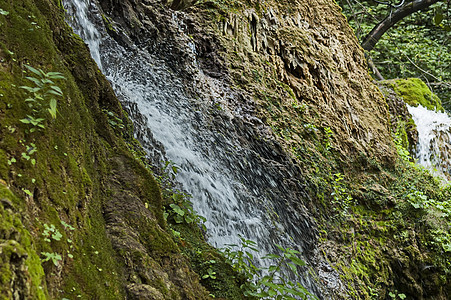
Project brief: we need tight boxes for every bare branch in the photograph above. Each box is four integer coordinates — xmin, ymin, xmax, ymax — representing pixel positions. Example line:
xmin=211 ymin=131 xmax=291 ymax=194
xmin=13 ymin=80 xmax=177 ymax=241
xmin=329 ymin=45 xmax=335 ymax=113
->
xmin=362 ymin=0 xmax=442 ymax=51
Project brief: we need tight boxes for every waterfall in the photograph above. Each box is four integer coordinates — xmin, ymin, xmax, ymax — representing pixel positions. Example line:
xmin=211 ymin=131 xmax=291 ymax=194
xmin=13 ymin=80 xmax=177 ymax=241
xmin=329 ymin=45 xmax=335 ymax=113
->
xmin=407 ymin=104 xmax=451 ymax=180
xmin=62 ymin=0 xmax=342 ymax=297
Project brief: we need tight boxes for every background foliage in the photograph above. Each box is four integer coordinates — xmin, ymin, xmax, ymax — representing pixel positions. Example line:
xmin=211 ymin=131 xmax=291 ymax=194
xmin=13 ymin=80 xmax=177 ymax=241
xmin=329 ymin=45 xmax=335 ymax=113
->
xmin=338 ymin=0 xmax=451 ymax=108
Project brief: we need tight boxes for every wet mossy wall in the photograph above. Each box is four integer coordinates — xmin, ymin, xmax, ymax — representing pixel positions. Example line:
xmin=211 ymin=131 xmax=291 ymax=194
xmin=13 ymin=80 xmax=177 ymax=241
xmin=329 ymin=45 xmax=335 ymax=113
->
xmin=0 ymin=0 xmax=226 ymax=299
xmin=178 ymin=1 xmax=451 ymax=298
xmin=1 ymin=0 xmax=451 ymax=299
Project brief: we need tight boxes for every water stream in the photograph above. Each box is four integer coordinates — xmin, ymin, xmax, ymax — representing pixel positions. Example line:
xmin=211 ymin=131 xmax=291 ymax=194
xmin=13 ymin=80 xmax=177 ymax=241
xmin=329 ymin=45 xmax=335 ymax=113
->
xmin=63 ymin=0 xmax=329 ymax=296
xmin=407 ymin=104 xmax=451 ymax=180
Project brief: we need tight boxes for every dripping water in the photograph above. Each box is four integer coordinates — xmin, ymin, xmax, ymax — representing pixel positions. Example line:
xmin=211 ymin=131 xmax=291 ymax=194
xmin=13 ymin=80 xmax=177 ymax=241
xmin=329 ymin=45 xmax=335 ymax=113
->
xmin=407 ymin=104 xmax=451 ymax=180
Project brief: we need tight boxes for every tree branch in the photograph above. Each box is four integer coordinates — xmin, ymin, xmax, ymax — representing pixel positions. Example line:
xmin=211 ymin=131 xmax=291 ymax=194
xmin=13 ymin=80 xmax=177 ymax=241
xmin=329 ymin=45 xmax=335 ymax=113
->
xmin=362 ymin=0 xmax=442 ymax=51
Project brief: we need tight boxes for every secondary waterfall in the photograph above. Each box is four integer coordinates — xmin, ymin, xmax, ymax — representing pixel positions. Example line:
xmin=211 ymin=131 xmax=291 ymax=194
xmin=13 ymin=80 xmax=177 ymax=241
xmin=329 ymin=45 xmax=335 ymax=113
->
xmin=61 ymin=0 xmax=345 ymax=297
xmin=407 ymin=104 xmax=451 ymax=180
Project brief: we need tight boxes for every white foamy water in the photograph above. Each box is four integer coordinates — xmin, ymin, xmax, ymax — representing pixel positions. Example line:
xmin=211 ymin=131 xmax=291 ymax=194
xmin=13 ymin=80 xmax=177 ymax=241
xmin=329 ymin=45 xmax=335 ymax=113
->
xmin=407 ymin=104 xmax=451 ymax=179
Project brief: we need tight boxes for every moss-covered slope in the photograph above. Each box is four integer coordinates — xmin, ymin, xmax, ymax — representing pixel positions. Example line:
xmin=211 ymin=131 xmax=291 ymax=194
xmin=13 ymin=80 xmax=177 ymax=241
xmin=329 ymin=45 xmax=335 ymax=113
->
xmin=0 ymin=0 xmax=238 ymax=299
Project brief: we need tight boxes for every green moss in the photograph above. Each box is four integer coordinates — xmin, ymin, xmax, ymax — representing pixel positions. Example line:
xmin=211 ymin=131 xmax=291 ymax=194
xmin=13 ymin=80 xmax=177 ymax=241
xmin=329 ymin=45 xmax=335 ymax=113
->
xmin=0 ymin=183 xmax=47 ymax=299
xmin=171 ymin=222 xmax=246 ymax=299
xmin=389 ymin=78 xmax=444 ymax=111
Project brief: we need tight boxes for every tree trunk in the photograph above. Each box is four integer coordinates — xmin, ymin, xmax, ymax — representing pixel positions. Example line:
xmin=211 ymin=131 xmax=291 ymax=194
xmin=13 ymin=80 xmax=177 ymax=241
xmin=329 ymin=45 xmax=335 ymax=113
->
xmin=361 ymin=0 xmax=441 ymax=51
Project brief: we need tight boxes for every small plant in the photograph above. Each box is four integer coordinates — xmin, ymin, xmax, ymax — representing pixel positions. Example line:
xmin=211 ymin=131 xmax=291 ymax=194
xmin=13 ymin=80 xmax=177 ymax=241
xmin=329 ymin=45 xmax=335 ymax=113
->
xmin=42 ymin=223 xmax=62 ymax=242
xmin=61 ymin=220 xmax=75 ymax=231
xmin=41 ymin=252 xmax=62 ymax=266
xmin=292 ymin=101 xmax=307 ymax=112
xmin=103 ymin=109 xmax=125 ymax=130
xmin=158 ymin=161 xmax=207 ymax=229
xmin=368 ymin=286 xmax=379 ymax=299
xmin=40 ymin=221 xmax=76 ymax=267
xmin=20 ymin=65 xmax=65 ymax=132
xmin=323 ymin=127 xmax=333 ymax=152
xmin=200 ymin=260 xmax=217 ymax=280
xmin=7 ymin=157 xmax=16 ymax=165
xmin=165 ymin=192 xmax=207 ymax=229
xmin=156 ymin=160 xmax=179 ymax=187
xmin=330 ymin=173 xmax=354 ymax=216
xmin=222 ymin=236 xmax=317 ymax=299
xmin=202 ymin=268 xmax=217 ymax=280
xmin=303 ymin=123 xmax=317 ymax=132
xmin=21 ymin=143 xmax=37 ymax=165
xmin=406 ymin=190 xmax=428 ymax=209
xmin=394 ymin=124 xmax=411 ymax=162
xmin=388 ymin=291 xmax=406 ymax=299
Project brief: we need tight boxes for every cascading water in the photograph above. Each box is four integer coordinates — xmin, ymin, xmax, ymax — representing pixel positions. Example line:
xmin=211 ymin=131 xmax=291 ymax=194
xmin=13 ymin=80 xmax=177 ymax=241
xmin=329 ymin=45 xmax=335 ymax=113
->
xmin=407 ymin=104 xmax=451 ymax=180
xmin=62 ymin=0 xmax=340 ymax=297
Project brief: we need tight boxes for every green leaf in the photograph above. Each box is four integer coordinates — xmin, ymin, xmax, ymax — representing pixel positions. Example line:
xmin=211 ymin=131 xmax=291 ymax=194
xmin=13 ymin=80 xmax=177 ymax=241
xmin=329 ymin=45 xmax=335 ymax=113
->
xmin=267 ymin=289 xmax=277 ymax=296
xmin=174 ymin=214 xmax=184 ymax=223
xmin=50 ymin=85 xmax=63 ymax=95
xmin=171 ymin=165 xmax=178 ymax=174
xmin=23 ymin=189 xmax=33 ymax=196
xmin=410 ymin=202 xmax=421 ymax=209
xmin=268 ymin=265 xmax=278 ymax=272
xmin=20 ymin=86 xmax=40 ymax=93
xmin=287 ymin=262 xmax=297 ymax=272
xmin=289 ymin=256 xmax=306 ymax=267
xmin=52 ymin=231 xmax=62 ymax=241
xmin=275 ymin=244 xmax=285 ymax=252
xmin=46 ymin=72 xmax=65 ymax=80
xmin=170 ymin=204 xmax=185 ymax=216
xmin=48 ymin=98 xmax=57 ymax=118
xmin=184 ymin=214 xmax=194 ymax=223
xmin=442 ymin=243 xmax=451 ymax=252
xmin=41 ymin=78 xmax=55 ymax=85
xmin=0 ymin=8 xmax=9 ymax=15
xmin=434 ymin=13 xmax=443 ymax=26
xmin=26 ymin=76 xmax=43 ymax=87
xmin=25 ymin=65 xmax=43 ymax=77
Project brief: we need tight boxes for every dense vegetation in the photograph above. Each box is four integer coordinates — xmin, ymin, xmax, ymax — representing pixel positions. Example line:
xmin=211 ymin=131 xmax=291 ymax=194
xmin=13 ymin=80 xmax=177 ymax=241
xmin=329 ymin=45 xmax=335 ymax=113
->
xmin=337 ymin=0 xmax=451 ymax=107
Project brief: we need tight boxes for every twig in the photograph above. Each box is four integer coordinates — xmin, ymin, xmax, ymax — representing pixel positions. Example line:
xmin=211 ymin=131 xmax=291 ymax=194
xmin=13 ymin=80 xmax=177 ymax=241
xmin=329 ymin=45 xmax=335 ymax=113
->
xmin=402 ymin=53 xmax=451 ymax=88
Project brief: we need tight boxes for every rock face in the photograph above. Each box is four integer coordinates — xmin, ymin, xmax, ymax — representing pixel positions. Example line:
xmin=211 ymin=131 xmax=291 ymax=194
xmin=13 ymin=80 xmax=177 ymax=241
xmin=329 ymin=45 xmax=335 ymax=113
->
xmin=1 ymin=0 xmax=450 ymax=299
xmin=92 ymin=0 xmax=450 ymax=299
xmin=99 ymin=0 xmax=396 ymax=165
xmin=0 ymin=0 xmax=211 ymax=299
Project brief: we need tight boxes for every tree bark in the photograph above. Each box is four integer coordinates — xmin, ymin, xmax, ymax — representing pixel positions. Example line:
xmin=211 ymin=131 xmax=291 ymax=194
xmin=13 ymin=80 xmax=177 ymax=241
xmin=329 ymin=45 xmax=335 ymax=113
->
xmin=361 ymin=0 xmax=442 ymax=51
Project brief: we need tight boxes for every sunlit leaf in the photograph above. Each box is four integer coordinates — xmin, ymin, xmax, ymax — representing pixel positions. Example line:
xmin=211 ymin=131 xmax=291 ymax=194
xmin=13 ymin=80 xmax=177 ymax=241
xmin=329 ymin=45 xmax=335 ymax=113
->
xmin=48 ymin=98 xmax=57 ymax=118
xmin=25 ymin=65 xmax=43 ymax=77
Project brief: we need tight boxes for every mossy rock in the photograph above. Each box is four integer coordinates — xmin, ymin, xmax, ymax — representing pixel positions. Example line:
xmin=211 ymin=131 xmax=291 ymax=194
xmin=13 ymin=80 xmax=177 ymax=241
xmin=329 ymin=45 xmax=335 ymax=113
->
xmin=0 ymin=182 xmax=47 ymax=300
xmin=0 ymin=0 xmax=231 ymax=298
xmin=385 ymin=78 xmax=444 ymax=112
